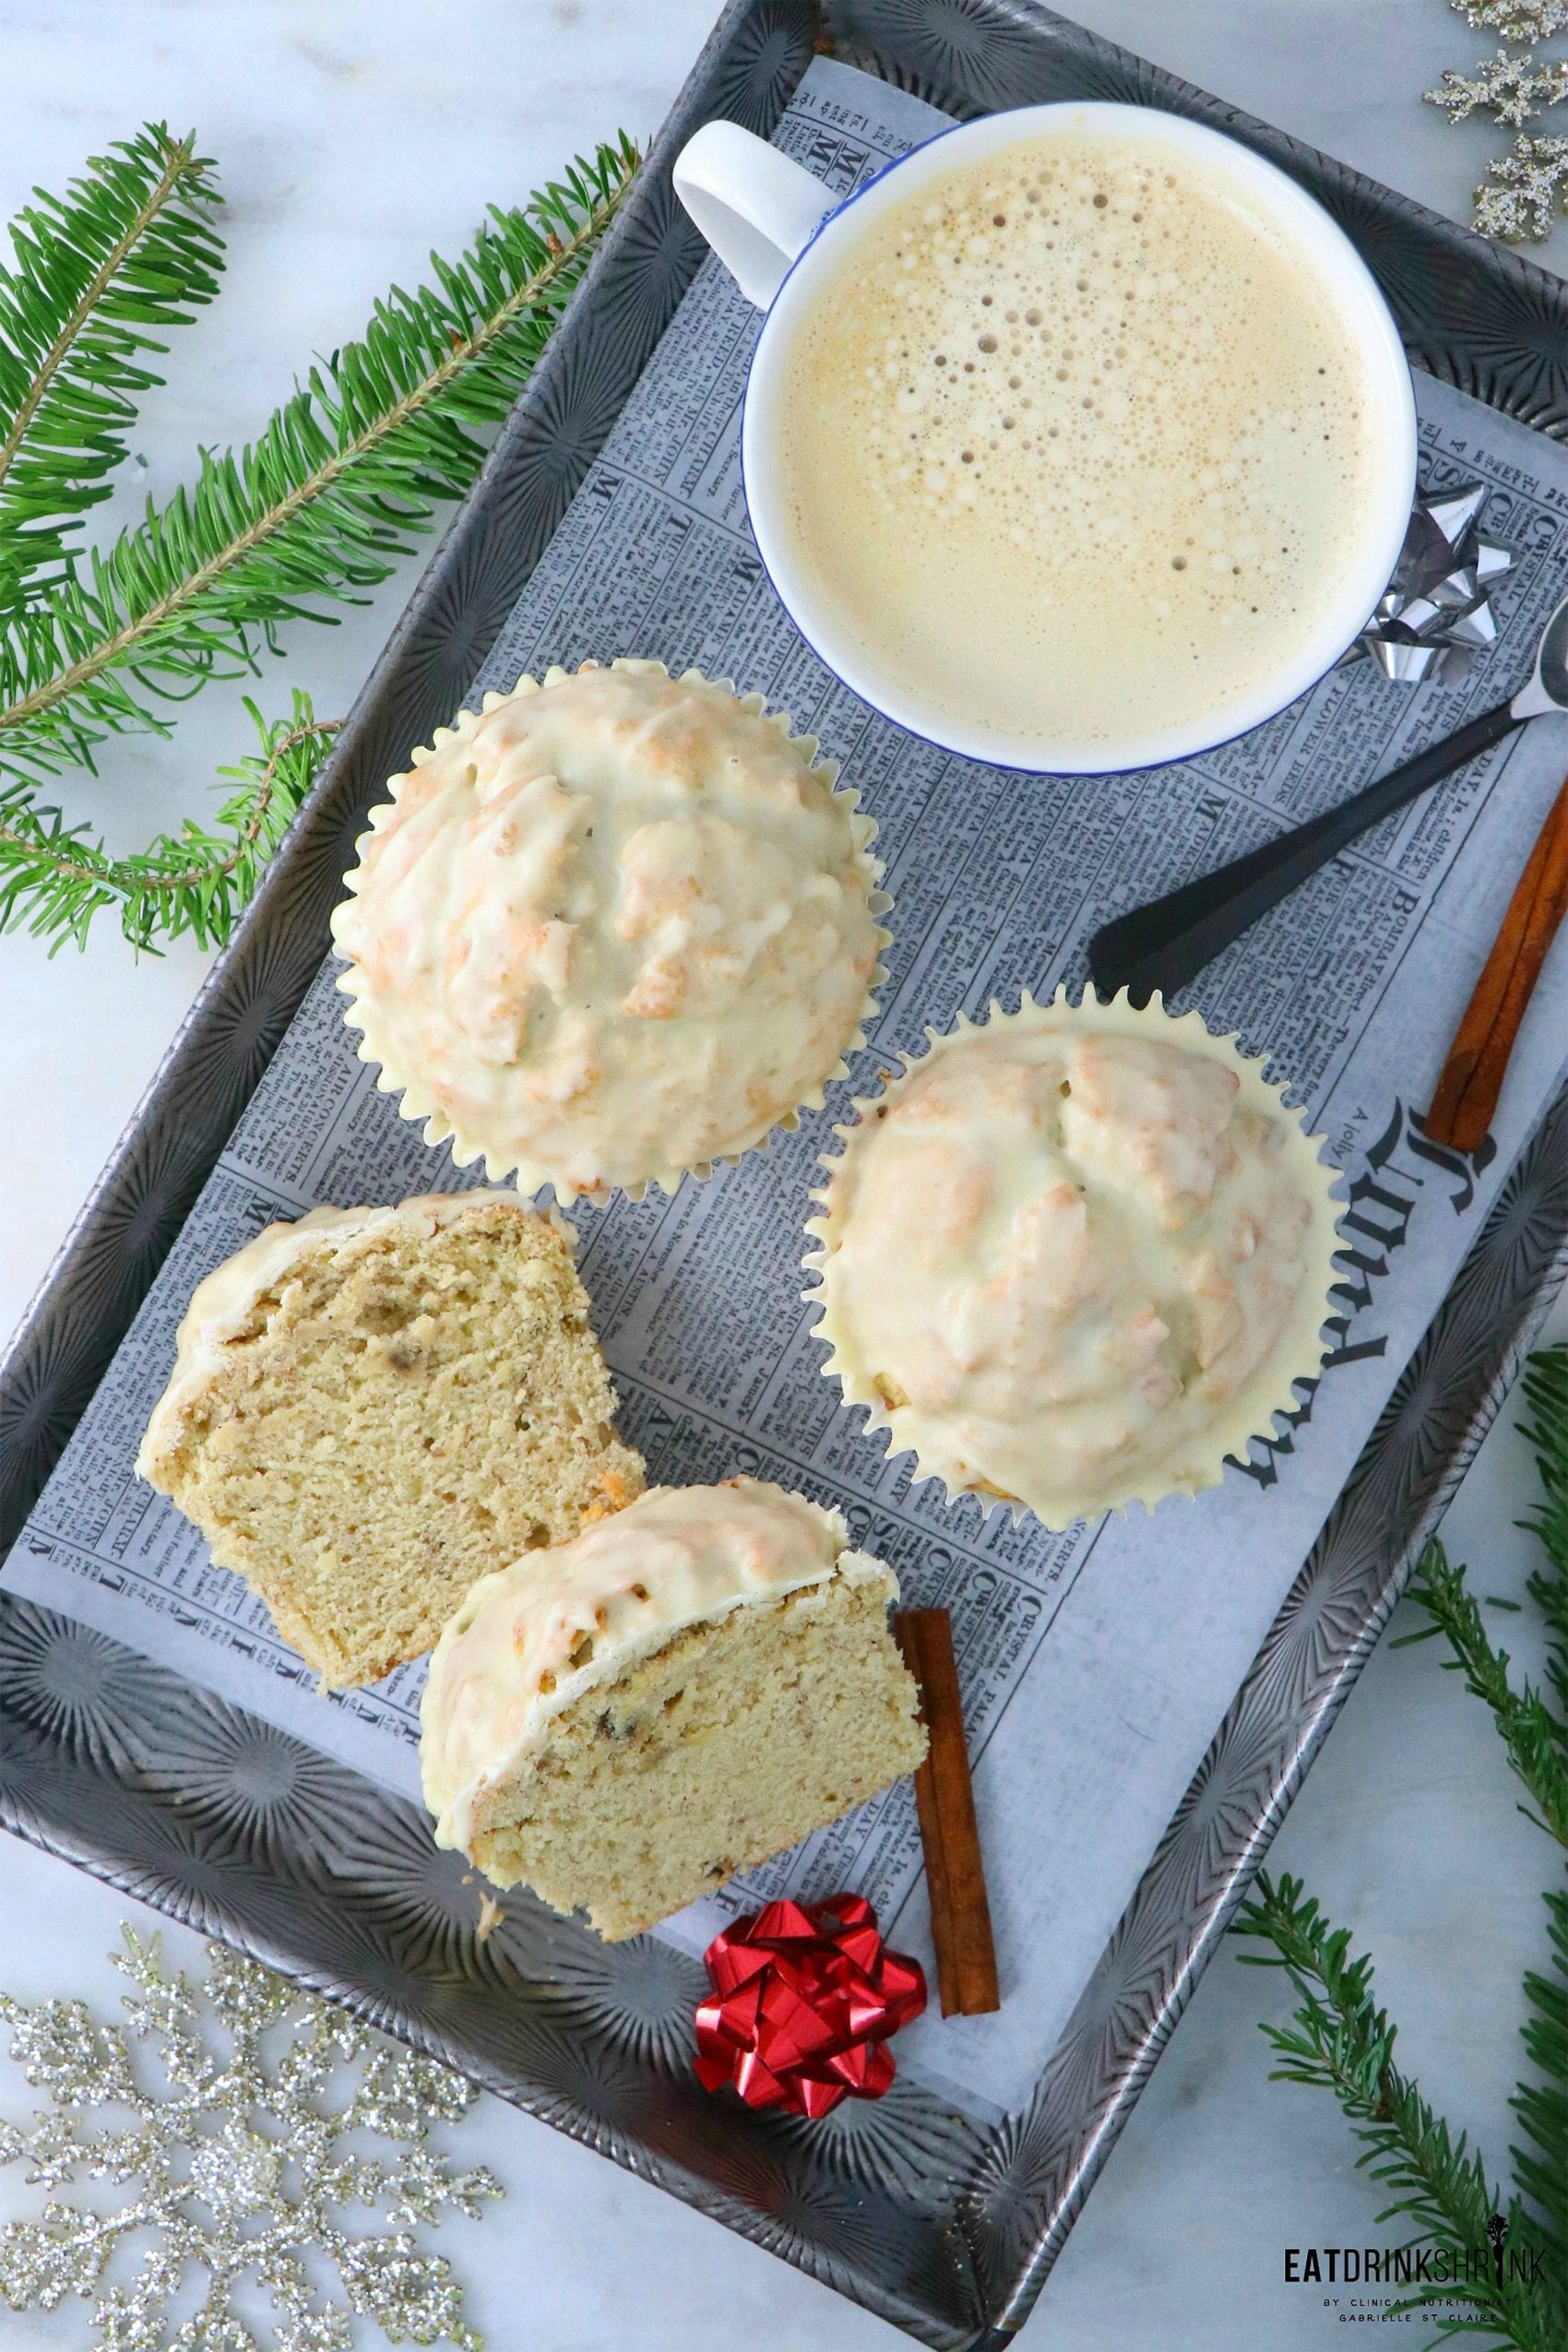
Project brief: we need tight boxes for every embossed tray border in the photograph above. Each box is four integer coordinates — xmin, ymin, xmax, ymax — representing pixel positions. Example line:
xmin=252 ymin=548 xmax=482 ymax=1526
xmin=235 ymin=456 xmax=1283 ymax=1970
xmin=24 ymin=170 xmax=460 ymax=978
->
xmin=2 ymin=6 xmax=1565 ymax=2345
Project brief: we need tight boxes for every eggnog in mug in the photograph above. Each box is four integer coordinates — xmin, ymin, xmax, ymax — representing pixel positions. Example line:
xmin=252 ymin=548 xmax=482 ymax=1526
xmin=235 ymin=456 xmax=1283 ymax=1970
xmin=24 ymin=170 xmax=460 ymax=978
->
xmin=773 ymin=130 xmax=1394 ymax=758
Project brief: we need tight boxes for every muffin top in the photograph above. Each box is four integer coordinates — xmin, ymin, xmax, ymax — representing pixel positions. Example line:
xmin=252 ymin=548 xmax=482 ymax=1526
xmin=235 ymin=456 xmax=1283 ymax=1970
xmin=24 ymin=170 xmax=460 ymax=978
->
xmin=807 ymin=995 xmax=1339 ymax=1527
xmin=331 ymin=661 xmax=886 ymax=1201
xmin=419 ymin=1477 xmax=880 ymax=1847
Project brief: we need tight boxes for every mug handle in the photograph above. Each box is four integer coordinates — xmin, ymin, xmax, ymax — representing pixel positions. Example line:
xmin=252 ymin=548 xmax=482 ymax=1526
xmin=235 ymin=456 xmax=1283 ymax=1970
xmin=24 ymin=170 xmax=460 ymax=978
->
xmin=672 ymin=121 xmax=835 ymax=308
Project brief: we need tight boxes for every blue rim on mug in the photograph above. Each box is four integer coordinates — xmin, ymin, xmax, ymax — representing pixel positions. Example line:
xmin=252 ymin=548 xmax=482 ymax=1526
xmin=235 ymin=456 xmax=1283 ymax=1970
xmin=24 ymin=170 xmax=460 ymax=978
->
xmin=675 ymin=103 xmax=1420 ymax=778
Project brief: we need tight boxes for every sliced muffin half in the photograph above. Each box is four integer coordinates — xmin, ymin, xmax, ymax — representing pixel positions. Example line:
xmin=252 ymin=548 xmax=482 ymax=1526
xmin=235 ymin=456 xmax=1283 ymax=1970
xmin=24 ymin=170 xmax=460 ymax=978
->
xmin=420 ymin=1477 xmax=926 ymax=1939
xmin=137 ymin=1192 xmax=644 ymax=1685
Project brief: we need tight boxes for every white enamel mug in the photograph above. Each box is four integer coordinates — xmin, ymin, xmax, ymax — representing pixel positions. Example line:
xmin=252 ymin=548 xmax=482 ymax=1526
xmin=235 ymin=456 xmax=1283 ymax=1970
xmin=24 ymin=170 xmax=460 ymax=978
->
xmin=672 ymin=108 xmax=1418 ymax=775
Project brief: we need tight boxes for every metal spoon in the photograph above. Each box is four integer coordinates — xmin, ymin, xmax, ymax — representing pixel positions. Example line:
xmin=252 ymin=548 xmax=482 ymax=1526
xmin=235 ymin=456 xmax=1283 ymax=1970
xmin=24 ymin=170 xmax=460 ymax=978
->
xmin=1087 ymin=590 xmax=1568 ymax=1004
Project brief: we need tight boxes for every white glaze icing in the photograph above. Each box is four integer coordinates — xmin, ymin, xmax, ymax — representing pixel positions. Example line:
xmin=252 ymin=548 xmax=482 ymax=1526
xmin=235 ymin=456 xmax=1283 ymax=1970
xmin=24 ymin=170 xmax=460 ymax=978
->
xmin=805 ymin=992 xmax=1341 ymax=1528
xmin=419 ymin=1477 xmax=893 ymax=1850
xmin=135 ymin=1191 xmax=555 ymax=1483
xmin=330 ymin=660 xmax=889 ymax=1202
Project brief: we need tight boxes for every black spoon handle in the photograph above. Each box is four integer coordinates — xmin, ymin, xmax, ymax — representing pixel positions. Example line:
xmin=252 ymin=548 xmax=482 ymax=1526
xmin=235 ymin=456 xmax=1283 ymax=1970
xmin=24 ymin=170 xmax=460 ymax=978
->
xmin=1087 ymin=695 xmax=1521 ymax=1003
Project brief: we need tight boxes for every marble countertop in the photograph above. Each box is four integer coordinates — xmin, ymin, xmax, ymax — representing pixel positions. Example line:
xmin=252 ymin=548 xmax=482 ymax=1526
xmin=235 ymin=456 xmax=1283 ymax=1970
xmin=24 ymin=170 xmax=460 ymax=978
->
xmin=1 ymin=5 xmax=1564 ymax=2346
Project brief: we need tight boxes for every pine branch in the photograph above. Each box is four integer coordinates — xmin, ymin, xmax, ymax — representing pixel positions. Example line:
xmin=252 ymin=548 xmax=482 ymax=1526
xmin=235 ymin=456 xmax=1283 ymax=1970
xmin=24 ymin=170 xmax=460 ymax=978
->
xmin=1509 ymin=1347 xmax=1568 ymax=2252
xmin=1515 ymin=1347 xmax=1568 ymax=1716
xmin=1235 ymin=1347 xmax=1568 ymax=2345
xmin=0 ymin=125 xmax=638 ymax=950
xmin=0 ymin=137 xmax=640 ymax=794
xmin=1233 ymin=1872 xmax=1562 ymax=2349
xmin=1389 ymin=1347 xmax=1567 ymax=1845
xmin=0 ymin=125 xmax=224 ymax=600
xmin=1396 ymin=1538 xmax=1568 ymax=1847
xmin=1512 ymin=1889 xmax=1566 ymax=2248
xmin=0 ymin=694 xmax=337 ymax=953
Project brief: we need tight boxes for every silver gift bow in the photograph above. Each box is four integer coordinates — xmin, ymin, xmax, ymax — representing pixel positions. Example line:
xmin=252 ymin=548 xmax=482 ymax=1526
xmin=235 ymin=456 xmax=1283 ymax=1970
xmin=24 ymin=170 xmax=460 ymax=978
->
xmin=1356 ymin=481 xmax=1515 ymax=684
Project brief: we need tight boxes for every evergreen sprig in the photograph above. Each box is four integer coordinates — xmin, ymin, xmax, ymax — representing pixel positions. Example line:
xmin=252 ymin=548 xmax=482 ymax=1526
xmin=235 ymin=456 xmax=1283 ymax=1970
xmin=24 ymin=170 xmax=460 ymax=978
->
xmin=0 ymin=123 xmax=640 ymax=951
xmin=1395 ymin=1542 xmax=1568 ymax=1847
xmin=1235 ymin=1345 xmax=1568 ymax=2349
xmin=1513 ymin=1885 xmax=1566 ymax=2259
xmin=1395 ymin=1345 xmax=1568 ymax=1849
xmin=0 ymin=124 xmax=224 ymax=602
xmin=1515 ymin=1348 xmax=1568 ymax=1687
xmin=0 ymin=693 xmax=338 ymax=952
xmin=1234 ymin=1874 xmax=1559 ymax=2348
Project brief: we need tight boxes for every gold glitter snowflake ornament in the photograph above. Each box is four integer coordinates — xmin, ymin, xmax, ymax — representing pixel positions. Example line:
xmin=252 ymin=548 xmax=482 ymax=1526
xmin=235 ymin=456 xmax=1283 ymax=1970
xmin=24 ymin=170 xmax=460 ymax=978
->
xmin=1426 ymin=47 xmax=1568 ymax=126
xmin=0 ymin=1928 xmax=500 ymax=2350
xmin=1451 ymin=0 xmax=1568 ymax=36
xmin=1475 ymin=131 xmax=1568 ymax=236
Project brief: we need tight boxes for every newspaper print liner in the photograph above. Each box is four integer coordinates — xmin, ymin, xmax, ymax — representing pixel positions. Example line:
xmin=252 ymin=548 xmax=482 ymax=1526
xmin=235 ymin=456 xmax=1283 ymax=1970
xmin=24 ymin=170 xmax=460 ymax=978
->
xmin=803 ymin=988 xmax=1344 ymax=1529
xmin=330 ymin=659 xmax=892 ymax=1206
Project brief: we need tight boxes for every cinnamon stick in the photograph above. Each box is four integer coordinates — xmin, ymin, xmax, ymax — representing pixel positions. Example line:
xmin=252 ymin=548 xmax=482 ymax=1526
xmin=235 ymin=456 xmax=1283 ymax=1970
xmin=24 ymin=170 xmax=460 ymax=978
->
xmin=1426 ymin=772 xmax=1568 ymax=1154
xmin=895 ymin=1608 xmax=1000 ymax=2016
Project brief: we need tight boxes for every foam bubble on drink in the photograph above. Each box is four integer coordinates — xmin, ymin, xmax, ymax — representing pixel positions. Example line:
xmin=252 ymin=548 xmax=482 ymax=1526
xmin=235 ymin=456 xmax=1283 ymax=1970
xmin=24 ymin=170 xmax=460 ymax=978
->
xmin=777 ymin=134 xmax=1384 ymax=750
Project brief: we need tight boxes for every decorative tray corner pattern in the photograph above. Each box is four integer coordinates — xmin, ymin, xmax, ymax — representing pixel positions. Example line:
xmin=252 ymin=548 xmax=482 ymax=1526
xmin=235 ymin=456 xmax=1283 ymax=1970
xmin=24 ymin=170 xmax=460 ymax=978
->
xmin=2 ymin=6 xmax=1566 ymax=2346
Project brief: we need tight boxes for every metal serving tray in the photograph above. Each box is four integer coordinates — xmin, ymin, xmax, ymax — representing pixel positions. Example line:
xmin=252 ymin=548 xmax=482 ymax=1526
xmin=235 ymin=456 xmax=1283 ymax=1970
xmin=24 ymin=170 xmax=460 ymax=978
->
xmin=3 ymin=6 xmax=1565 ymax=2344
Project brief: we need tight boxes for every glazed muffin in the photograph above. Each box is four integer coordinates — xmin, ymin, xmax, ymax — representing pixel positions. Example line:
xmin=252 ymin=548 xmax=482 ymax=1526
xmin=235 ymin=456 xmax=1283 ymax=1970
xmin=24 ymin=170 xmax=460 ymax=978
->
xmin=805 ymin=991 xmax=1340 ymax=1528
xmin=137 ymin=1193 xmax=644 ymax=1686
xmin=420 ymin=1478 xmax=926 ymax=1939
xmin=330 ymin=659 xmax=889 ymax=1201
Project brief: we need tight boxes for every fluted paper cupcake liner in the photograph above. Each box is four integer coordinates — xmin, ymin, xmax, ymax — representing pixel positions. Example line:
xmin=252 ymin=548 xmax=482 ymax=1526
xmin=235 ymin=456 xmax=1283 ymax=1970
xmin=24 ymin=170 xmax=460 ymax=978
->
xmin=803 ymin=987 xmax=1344 ymax=1531
xmin=330 ymin=659 xmax=891 ymax=1206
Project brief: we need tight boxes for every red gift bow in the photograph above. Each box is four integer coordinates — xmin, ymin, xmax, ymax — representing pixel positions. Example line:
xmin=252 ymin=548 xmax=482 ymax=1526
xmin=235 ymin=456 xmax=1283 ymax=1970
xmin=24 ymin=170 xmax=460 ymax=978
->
xmin=693 ymin=1895 xmax=927 ymax=2119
